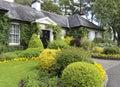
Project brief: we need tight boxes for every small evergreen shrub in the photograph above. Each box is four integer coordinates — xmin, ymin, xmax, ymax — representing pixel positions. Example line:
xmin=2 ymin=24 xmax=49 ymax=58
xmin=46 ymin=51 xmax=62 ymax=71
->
xmin=103 ymin=47 xmax=120 ymax=54
xmin=23 ymin=70 xmax=40 ymax=87
xmin=93 ymin=38 xmax=106 ymax=43
xmin=92 ymin=46 xmax=104 ymax=53
xmin=39 ymin=49 xmax=61 ymax=71
xmin=81 ymin=37 xmax=92 ymax=50
xmin=53 ymin=47 xmax=92 ymax=76
xmin=28 ymin=33 xmax=44 ymax=49
xmin=93 ymin=38 xmax=116 ymax=48
xmin=0 ymin=52 xmax=18 ymax=61
xmin=62 ymin=62 xmax=103 ymax=87
xmin=64 ymin=36 xmax=74 ymax=45
xmin=0 ymin=44 xmax=23 ymax=54
xmin=47 ymin=40 xmax=69 ymax=49
xmin=23 ymin=70 xmax=59 ymax=87
xmin=19 ymin=48 xmax=42 ymax=58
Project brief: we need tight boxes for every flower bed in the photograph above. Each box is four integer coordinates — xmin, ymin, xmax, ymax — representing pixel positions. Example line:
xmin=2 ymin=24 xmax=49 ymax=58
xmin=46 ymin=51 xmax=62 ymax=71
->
xmin=92 ymin=53 xmax=120 ymax=60
xmin=0 ymin=57 xmax=39 ymax=64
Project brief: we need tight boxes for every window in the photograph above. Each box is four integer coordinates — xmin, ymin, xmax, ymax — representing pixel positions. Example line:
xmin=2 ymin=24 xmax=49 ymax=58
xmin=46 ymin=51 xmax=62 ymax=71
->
xmin=9 ymin=23 xmax=20 ymax=45
xmin=87 ymin=31 xmax=90 ymax=39
xmin=95 ymin=31 xmax=98 ymax=38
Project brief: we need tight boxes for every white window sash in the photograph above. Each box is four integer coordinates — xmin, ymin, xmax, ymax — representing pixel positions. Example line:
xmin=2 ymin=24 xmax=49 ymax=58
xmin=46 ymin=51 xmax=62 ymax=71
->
xmin=9 ymin=23 xmax=20 ymax=45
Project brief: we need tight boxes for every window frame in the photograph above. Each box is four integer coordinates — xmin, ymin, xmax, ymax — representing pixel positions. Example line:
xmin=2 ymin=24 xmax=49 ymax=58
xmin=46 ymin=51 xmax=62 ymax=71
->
xmin=9 ymin=22 xmax=20 ymax=46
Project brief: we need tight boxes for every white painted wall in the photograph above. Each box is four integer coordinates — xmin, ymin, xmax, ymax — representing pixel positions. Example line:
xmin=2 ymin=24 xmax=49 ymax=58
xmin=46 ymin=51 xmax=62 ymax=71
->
xmin=60 ymin=29 xmax=66 ymax=39
xmin=88 ymin=29 xmax=103 ymax=40
xmin=4 ymin=0 xmax=14 ymax=3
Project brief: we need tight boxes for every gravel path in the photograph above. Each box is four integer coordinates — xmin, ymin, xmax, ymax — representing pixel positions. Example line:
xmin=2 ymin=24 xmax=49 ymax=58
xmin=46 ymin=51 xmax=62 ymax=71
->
xmin=92 ymin=58 xmax=120 ymax=87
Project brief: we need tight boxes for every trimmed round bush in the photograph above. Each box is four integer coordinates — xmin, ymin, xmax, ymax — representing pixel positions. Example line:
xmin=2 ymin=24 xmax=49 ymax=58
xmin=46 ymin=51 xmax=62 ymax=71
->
xmin=47 ymin=40 xmax=69 ymax=49
xmin=103 ymin=47 xmax=120 ymax=54
xmin=62 ymin=62 xmax=103 ymax=87
xmin=28 ymin=33 xmax=44 ymax=49
xmin=53 ymin=47 xmax=92 ymax=76
xmin=39 ymin=49 xmax=61 ymax=71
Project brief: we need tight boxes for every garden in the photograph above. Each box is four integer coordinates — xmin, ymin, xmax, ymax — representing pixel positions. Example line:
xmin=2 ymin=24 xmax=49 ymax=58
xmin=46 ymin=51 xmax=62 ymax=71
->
xmin=1 ymin=32 xmax=119 ymax=87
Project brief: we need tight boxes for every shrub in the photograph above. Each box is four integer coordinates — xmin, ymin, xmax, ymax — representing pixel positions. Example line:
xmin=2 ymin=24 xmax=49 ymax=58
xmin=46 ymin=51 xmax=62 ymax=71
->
xmin=47 ymin=40 xmax=69 ymax=49
xmin=103 ymin=47 xmax=120 ymax=54
xmin=23 ymin=70 xmax=59 ymax=87
xmin=94 ymin=62 xmax=106 ymax=80
xmin=62 ymin=62 xmax=103 ymax=87
xmin=64 ymin=36 xmax=74 ymax=45
xmin=0 ymin=44 xmax=23 ymax=54
xmin=28 ymin=33 xmax=44 ymax=49
xmin=92 ymin=46 xmax=104 ymax=53
xmin=53 ymin=47 xmax=92 ymax=76
xmin=81 ymin=37 xmax=92 ymax=50
xmin=93 ymin=38 xmax=106 ymax=43
xmin=93 ymin=38 xmax=116 ymax=48
xmin=39 ymin=49 xmax=61 ymax=71
xmin=0 ymin=52 xmax=18 ymax=61
xmin=70 ymin=37 xmax=81 ymax=47
xmin=19 ymin=48 xmax=42 ymax=58
xmin=23 ymin=70 xmax=40 ymax=87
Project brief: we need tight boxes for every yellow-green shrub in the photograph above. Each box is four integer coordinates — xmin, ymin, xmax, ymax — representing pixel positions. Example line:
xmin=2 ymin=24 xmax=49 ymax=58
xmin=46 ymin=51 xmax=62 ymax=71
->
xmin=62 ymin=62 xmax=103 ymax=87
xmin=64 ymin=36 xmax=74 ymax=45
xmin=94 ymin=62 xmax=106 ymax=80
xmin=39 ymin=49 xmax=61 ymax=71
xmin=92 ymin=46 xmax=104 ymax=53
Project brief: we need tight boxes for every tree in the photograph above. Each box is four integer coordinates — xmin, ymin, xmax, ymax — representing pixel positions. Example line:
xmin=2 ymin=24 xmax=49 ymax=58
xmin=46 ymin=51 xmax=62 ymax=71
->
xmin=15 ymin=0 xmax=33 ymax=5
xmin=93 ymin=0 xmax=120 ymax=46
xmin=59 ymin=0 xmax=71 ymax=15
xmin=15 ymin=0 xmax=61 ymax=14
xmin=41 ymin=0 xmax=61 ymax=14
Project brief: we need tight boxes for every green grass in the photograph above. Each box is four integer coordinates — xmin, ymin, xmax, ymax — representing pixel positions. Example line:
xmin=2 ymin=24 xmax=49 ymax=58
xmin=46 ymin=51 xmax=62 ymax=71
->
xmin=0 ymin=60 xmax=38 ymax=87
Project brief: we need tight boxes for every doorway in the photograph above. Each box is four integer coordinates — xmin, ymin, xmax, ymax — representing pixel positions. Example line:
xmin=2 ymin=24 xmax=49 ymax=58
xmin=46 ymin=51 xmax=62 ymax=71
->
xmin=40 ymin=30 xmax=50 ymax=48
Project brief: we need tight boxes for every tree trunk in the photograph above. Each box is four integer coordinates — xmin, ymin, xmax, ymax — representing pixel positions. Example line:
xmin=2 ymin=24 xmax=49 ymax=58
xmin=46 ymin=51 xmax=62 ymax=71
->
xmin=117 ymin=30 xmax=120 ymax=47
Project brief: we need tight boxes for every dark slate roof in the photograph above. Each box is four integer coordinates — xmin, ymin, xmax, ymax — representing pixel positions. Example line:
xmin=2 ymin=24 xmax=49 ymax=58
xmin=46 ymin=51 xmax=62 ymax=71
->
xmin=68 ymin=14 xmax=104 ymax=31
xmin=42 ymin=11 xmax=69 ymax=28
xmin=0 ymin=1 xmax=103 ymax=30
xmin=0 ymin=6 xmax=8 ymax=12
xmin=0 ymin=1 xmax=46 ymax=22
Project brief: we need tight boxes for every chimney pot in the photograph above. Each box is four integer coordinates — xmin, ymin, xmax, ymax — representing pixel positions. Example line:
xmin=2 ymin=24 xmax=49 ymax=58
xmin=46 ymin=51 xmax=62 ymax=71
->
xmin=31 ymin=0 xmax=43 ymax=11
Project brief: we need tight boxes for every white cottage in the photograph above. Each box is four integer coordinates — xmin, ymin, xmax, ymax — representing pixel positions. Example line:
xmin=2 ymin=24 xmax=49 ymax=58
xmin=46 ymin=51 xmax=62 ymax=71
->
xmin=0 ymin=0 xmax=104 ymax=48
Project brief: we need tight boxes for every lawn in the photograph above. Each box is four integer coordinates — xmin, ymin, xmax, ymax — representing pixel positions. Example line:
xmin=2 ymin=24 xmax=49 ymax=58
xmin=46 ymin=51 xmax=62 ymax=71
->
xmin=0 ymin=60 xmax=38 ymax=87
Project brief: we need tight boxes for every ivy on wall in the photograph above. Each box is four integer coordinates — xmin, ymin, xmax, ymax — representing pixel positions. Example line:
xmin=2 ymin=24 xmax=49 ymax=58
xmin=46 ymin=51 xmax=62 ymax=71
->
xmin=20 ymin=22 xmax=41 ymax=49
xmin=46 ymin=24 xmax=61 ymax=33
xmin=0 ymin=14 xmax=10 ymax=45
xmin=46 ymin=24 xmax=62 ymax=39
xmin=0 ymin=13 xmax=41 ymax=52
xmin=67 ymin=27 xmax=87 ymax=39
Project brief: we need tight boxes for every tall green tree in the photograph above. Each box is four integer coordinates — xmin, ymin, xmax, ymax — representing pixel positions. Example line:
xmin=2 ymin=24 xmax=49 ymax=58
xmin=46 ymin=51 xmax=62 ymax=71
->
xmin=15 ymin=0 xmax=61 ymax=14
xmin=15 ymin=0 xmax=33 ymax=5
xmin=59 ymin=0 xmax=71 ymax=15
xmin=41 ymin=0 xmax=61 ymax=14
xmin=93 ymin=0 xmax=120 ymax=46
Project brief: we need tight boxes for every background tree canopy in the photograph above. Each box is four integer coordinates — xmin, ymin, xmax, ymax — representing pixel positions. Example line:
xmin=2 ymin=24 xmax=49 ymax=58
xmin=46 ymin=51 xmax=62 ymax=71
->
xmin=93 ymin=0 xmax=120 ymax=46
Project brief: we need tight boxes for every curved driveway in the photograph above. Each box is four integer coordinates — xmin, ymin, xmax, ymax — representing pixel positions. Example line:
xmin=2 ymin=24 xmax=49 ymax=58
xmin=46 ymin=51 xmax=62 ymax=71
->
xmin=92 ymin=58 xmax=120 ymax=87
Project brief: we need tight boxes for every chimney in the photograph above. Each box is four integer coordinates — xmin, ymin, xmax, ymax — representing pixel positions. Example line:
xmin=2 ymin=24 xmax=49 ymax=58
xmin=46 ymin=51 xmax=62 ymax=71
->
xmin=31 ymin=0 xmax=43 ymax=11
xmin=4 ymin=0 xmax=14 ymax=3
